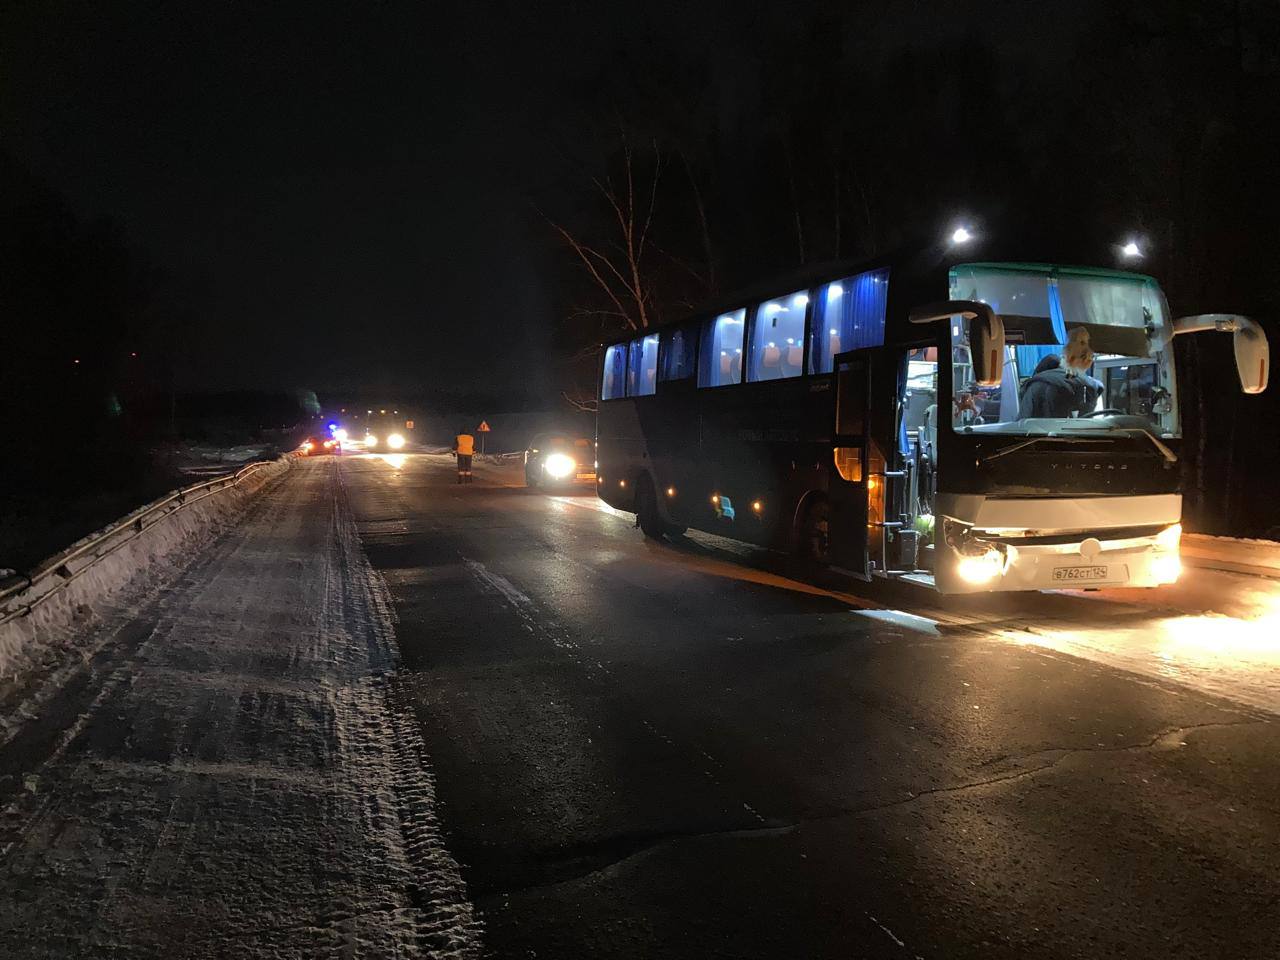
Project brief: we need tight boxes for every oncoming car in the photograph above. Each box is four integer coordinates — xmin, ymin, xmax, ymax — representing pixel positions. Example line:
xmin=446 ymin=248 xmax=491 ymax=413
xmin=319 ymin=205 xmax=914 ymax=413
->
xmin=524 ymin=434 xmax=595 ymax=488
xmin=299 ymin=435 xmax=341 ymax=456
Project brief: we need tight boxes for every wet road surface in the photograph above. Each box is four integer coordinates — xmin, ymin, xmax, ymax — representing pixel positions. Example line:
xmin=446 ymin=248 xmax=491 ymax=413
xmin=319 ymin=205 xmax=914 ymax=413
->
xmin=344 ymin=454 xmax=1280 ymax=959
xmin=3 ymin=452 xmax=1278 ymax=959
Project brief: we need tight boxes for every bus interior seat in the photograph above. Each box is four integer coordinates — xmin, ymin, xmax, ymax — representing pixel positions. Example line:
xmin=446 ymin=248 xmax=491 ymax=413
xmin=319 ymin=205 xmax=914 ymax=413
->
xmin=787 ymin=344 xmax=804 ymax=372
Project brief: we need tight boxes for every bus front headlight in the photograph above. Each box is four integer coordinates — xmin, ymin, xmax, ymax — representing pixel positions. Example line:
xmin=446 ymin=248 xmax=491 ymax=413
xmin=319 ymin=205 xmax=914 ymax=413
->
xmin=544 ymin=453 xmax=576 ymax=479
xmin=387 ymin=433 xmax=405 ymax=449
xmin=1151 ymin=553 xmax=1182 ymax=584
xmin=365 ymin=434 xmax=378 ymax=448
xmin=956 ymin=549 xmax=1005 ymax=584
xmin=1155 ymin=523 xmax=1182 ymax=551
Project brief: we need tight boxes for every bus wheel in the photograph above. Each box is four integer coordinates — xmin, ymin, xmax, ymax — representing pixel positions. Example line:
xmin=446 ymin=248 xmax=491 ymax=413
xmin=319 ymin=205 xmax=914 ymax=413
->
xmin=636 ymin=476 xmax=667 ymax=539
xmin=798 ymin=498 xmax=831 ymax=565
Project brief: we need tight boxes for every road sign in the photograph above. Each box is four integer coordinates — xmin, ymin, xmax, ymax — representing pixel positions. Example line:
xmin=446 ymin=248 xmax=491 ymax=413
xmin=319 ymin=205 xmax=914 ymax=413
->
xmin=477 ymin=420 xmax=491 ymax=432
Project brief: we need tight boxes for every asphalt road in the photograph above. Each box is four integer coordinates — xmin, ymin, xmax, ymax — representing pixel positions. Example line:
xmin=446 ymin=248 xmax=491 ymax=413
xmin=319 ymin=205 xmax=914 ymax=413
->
xmin=3 ymin=452 xmax=1276 ymax=959
xmin=342 ymin=454 xmax=1280 ymax=960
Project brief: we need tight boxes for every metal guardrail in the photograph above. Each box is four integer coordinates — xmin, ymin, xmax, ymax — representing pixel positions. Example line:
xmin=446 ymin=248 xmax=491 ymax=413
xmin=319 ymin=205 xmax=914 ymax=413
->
xmin=0 ymin=457 xmax=287 ymax=627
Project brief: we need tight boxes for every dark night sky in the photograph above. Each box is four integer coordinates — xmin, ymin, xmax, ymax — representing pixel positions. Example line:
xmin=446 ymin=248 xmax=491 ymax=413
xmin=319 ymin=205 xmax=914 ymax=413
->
xmin=3 ymin=1 xmax=1093 ymax=399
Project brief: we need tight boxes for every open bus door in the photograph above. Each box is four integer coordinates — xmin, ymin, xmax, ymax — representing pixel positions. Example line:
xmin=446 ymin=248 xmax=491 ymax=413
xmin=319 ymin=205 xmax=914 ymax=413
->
xmin=828 ymin=350 xmax=875 ymax=578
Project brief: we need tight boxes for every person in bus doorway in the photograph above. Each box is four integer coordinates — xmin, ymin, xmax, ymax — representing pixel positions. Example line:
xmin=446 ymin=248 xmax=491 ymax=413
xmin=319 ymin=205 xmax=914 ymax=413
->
xmin=452 ymin=429 xmax=475 ymax=484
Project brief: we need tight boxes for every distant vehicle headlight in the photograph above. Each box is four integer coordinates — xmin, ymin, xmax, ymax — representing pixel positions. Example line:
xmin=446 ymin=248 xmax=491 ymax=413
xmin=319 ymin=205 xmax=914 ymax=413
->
xmin=365 ymin=434 xmax=378 ymax=448
xmin=334 ymin=428 xmax=348 ymax=442
xmin=387 ymin=433 xmax=406 ymax=449
xmin=544 ymin=452 xmax=576 ymax=479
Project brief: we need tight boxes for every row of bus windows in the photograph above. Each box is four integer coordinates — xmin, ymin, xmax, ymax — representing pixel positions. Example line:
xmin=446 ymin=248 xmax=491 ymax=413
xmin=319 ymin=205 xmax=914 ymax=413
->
xmin=600 ymin=267 xmax=890 ymax=400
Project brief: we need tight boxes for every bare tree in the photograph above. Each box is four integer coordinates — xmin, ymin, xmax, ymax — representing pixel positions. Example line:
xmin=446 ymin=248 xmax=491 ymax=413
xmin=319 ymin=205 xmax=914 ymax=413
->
xmin=542 ymin=135 xmax=666 ymax=335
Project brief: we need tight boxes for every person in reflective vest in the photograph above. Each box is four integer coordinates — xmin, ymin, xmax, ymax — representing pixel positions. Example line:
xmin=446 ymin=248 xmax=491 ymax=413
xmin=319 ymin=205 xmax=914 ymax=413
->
xmin=452 ymin=430 xmax=475 ymax=484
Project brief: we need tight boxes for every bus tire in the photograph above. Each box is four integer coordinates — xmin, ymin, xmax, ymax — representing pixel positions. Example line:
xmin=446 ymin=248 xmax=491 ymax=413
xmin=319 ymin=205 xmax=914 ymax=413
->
xmin=797 ymin=496 xmax=831 ymax=565
xmin=635 ymin=475 xmax=667 ymax=540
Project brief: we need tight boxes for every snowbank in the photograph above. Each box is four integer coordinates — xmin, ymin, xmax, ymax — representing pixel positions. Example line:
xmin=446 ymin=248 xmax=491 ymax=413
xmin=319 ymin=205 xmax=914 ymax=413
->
xmin=0 ymin=458 xmax=291 ymax=689
xmin=1183 ymin=533 xmax=1280 ymax=578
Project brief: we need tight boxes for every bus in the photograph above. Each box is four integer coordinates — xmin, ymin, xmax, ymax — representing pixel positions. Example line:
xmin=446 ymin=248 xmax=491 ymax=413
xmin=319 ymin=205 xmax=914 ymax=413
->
xmin=594 ymin=232 xmax=1270 ymax=593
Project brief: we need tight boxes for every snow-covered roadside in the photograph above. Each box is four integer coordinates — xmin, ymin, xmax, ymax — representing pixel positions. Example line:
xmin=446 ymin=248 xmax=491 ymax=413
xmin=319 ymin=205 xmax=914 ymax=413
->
xmin=0 ymin=457 xmax=481 ymax=957
xmin=0 ymin=458 xmax=290 ymax=716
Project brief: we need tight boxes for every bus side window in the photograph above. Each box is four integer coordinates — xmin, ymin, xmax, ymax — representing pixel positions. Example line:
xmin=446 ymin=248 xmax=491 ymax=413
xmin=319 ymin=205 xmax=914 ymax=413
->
xmin=698 ymin=309 xmax=746 ymax=388
xmin=809 ymin=268 xmax=890 ymax=374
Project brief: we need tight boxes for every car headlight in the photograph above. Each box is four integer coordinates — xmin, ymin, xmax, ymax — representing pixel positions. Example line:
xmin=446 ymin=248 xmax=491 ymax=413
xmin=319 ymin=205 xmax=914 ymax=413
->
xmin=365 ymin=434 xmax=378 ymax=448
xmin=543 ymin=452 xmax=575 ymax=479
xmin=387 ymin=433 xmax=405 ymax=449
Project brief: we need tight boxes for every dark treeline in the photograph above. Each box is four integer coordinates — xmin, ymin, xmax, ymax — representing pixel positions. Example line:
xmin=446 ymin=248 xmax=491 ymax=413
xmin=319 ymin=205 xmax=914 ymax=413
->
xmin=539 ymin=0 xmax=1280 ymax=537
xmin=1 ymin=151 xmax=315 ymax=451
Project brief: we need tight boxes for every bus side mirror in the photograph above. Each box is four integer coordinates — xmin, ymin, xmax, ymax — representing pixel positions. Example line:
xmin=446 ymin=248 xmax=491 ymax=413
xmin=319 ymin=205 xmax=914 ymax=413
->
xmin=1173 ymin=314 xmax=1270 ymax=394
xmin=909 ymin=300 xmax=1005 ymax=387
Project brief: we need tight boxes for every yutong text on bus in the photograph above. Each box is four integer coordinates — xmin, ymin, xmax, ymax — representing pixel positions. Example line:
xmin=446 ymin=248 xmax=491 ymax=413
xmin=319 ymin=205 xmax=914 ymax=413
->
xmin=594 ymin=230 xmax=1270 ymax=594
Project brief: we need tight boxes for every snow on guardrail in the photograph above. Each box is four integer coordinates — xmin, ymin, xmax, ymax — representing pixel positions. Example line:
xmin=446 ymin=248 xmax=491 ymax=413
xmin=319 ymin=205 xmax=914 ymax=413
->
xmin=0 ymin=457 xmax=292 ymax=680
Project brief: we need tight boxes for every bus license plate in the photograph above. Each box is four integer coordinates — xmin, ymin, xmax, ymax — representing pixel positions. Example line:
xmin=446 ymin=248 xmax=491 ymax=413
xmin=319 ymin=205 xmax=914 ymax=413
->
xmin=1053 ymin=565 xmax=1109 ymax=582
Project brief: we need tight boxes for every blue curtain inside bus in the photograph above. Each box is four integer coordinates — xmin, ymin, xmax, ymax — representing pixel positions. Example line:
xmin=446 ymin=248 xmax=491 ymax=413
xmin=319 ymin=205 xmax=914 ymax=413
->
xmin=660 ymin=324 xmax=697 ymax=381
xmin=601 ymin=344 xmax=627 ymax=400
xmin=808 ymin=268 xmax=890 ymax=374
xmin=627 ymin=334 xmax=659 ymax=396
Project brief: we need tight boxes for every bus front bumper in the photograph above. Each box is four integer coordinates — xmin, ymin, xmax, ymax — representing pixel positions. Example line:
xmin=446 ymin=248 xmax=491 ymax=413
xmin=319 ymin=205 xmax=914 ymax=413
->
xmin=936 ymin=533 xmax=1182 ymax=594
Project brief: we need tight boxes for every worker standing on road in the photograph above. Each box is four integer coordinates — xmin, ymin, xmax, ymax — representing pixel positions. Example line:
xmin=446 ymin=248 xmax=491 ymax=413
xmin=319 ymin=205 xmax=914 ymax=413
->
xmin=452 ymin=428 xmax=475 ymax=484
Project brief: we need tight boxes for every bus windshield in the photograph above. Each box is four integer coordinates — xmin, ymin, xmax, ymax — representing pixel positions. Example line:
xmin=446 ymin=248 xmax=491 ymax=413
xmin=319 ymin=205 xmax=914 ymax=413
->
xmin=948 ymin=264 xmax=1180 ymax=439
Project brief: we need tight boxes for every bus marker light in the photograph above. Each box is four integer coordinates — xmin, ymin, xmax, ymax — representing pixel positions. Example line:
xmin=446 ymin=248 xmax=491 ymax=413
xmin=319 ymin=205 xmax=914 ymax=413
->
xmin=711 ymin=494 xmax=719 ymax=504
xmin=619 ymin=479 xmax=626 ymax=488
xmin=666 ymin=487 xmax=676 ymax=498
xmin=752 ymin=500 xmax=763 ymax=513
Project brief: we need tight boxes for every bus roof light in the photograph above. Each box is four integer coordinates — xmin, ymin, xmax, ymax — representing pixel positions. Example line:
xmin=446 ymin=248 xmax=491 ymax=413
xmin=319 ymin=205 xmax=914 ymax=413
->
xmin=1121 ymin=240 xmax=1143 ymax=259
xmin=950 ymin=226 xmax=974 ymax=244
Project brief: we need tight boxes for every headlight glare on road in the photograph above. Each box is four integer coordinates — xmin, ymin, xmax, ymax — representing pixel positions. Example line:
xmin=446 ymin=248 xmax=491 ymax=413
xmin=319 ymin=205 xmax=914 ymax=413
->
xmin=364 ymin=434 xmax=378 ymax=448
xmin=387 ymin=433 xmax=405 ymax=449
xmin=956 ymin=549 xmax=1004 ymax=585
xmin=544 ymin=452 xmax=575 ymax=479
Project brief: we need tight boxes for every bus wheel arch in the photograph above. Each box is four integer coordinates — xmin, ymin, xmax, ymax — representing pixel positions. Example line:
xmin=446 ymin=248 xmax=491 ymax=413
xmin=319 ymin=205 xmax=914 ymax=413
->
xmin=634 ymin=472 xmax=666 ymax=539
xmin=793 ymin=491 xmax=831 ymax=564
